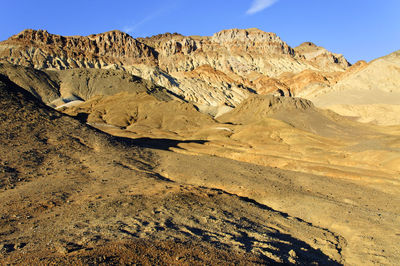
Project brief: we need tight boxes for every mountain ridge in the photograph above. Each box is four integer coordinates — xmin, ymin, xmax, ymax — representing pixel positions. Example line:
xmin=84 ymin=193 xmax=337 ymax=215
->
xmin=0 ymin=28 xmax=351 ymax=112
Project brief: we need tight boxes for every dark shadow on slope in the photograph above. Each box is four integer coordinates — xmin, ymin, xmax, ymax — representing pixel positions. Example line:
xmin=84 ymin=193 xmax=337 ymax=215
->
xmin=112 ymin=136 xmax=208 ymax=151
xmin=162 ymin=209 xmax=342 ymax=265
xmin=191 ymin=187 xmax=344 ymax=265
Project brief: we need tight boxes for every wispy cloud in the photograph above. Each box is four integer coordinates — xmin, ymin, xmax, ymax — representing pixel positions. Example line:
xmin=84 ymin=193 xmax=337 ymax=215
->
xmin=123 ymin=10 xmax=164 ymax=34
xmin=122 ymin=0 xmax=184 ymax=34
xmin=246 ymin=0 xmax=279 ymax=15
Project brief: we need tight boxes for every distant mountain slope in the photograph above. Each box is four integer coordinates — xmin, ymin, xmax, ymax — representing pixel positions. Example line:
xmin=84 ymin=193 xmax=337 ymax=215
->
xmin=303 ymin=50 xmax=400 ymax=125
xmin=62 ymin=91 xmax=216 ymax=137
xmin=0 ymin=28 xmax=351 ymax=112
xmin=0 ymin=62 xmax=60 ymax=103
xmin=0 ymin=62 xmax=177 ymax=108
xmin=48 ymin=68 xmax=175 ymax=105
xmin=217 ymin=94 xmax=374 ymax=138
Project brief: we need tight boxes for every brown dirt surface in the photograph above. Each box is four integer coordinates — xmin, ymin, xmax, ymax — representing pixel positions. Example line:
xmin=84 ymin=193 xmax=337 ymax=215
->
xmin=70 ymin=91 xmax=400 ymax=264
xmin=3 ymin=239 xmax=265 ymax=265
xmin=0 ymin=74 xmax=345 ymax=264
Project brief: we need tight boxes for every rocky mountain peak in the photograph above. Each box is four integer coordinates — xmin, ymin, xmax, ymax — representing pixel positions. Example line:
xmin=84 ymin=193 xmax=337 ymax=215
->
xmin=137 ymin=32 xmax=185 ymax=46
xmin=209 ymin=28 xmax=296 ymax=59
xmin=86 ymin=30 xmax=138 ymax=45
xmin=295 ymin=41 xmax=351 ymax=70
xmin=1 ymin=29 xmax=158 ymax=69
xmin=212 ymin=28 xmax=280 ymax=43
xmin=11 ymin=29 xmax=61 ymax=45
xmin=298 ymin=42 xmax=318 ymax=48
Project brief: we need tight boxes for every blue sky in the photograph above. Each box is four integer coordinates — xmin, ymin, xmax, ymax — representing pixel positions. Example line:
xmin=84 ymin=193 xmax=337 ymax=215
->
xmin=1 ymin=0 xmax=399 ymax=63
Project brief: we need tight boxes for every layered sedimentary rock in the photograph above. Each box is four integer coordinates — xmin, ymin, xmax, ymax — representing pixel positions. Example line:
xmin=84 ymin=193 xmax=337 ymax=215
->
xmin=0 ymin=28 xmax=350 ymax=111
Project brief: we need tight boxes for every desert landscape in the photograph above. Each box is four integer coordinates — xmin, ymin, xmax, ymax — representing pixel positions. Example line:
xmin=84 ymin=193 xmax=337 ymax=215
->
xmin=0 ymin=26 xmax=399 ymax=265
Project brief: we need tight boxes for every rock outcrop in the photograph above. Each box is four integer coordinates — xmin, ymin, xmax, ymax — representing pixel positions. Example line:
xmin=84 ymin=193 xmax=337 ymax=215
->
xmin=0 ymin=29 xmax=158 ymax=69
xmin=295 ymin=42 xmax=350 ymax=71
xmin=0 ymin=28 xmax=351 ymax=112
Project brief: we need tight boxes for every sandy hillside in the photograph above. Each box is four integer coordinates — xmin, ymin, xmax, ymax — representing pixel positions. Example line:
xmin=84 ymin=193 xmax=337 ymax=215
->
xmin=0 ymin=62 xmax=178 ymax=110
xmin=0 ymin=62 xmax=60 ymax=103
xmin=70 ymin=91 xmax=400 ymax=264
xmin=0 ymin=74 xmax=350 ymax=264
xmin=303 ymin=50 xmax=400 ymax=125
